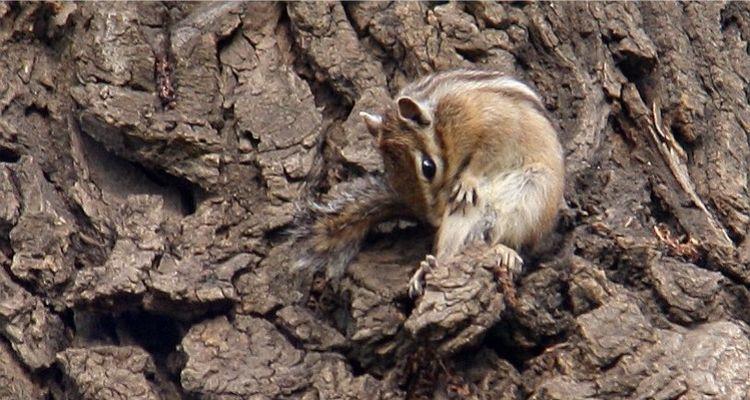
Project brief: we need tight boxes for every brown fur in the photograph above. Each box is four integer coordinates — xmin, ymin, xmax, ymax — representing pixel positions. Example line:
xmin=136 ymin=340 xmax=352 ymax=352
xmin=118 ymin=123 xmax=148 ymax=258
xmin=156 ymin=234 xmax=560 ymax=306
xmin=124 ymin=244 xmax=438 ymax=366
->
xmin=370 ymin=73 xmax=564 ymax=256
xmin=376 ymin=109 xmax=431 ymax=220
xmin=296 ymin=69 xmax=563 ymax=282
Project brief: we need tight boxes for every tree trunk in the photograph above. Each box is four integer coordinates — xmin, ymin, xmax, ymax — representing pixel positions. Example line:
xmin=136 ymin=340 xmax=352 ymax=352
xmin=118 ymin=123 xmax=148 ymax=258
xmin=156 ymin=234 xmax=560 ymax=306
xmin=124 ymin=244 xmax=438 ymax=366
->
xmin=1 ymin=1 xmax=749 ymax=399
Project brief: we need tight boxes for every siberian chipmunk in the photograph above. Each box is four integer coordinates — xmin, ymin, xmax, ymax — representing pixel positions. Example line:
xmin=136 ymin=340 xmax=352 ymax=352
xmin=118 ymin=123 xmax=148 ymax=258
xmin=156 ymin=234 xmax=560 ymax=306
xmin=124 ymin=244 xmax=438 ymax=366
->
xmin=295 ymin=69 xmax=564 ymax=298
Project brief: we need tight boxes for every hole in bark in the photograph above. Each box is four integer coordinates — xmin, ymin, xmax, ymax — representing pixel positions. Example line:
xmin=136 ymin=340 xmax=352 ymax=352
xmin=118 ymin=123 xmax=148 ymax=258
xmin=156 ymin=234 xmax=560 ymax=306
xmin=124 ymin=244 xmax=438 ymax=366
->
xmin=240 ymin=130 xmax=261 ymax=151
xmin=509 ymin=1 xmax=530 ymax=8
xmin=120 ymin=311 xmax=181 ymax=356
xmin=73 ymin=311 xmax=119 ymax=344
xmin=648 ymin=184 xmax=682 ymax=236
xmin=41 ymin=169 xmax=54 ymax=185
xmin=456 ymin=47 xmax=486 ymax=63
xmin=486 ymin=324 xmax=568 ymax=371
xmin=216 ymin=20 xmax=242 ymax=57
xmin=310 ymin=77 xmax=355 ymax=121
xmin=263 ymin=224 xmax=288 ymax=244
xmin=719 ymin=5 xmax=740 ymax=33
xmin=24 ymin=103 xmax=50 ymax=118
xmin=720 ymin=15 xmax=737 ymax=32
xmin=0 ymin=146 xmax=20 ymax=163
xmin=5 ymin=3 xmax=55 ymax=43
xmin=616 ymin=57 xmax=653 ymax=83
xmin=136 ymin=166 xmax=198 ymax=215
xmin=143 ymin=370 xmax=156 ymax=382
xmin=32 ymin=4 xmax=55 ymax=43
xmin=79 ymin=132 xmax=200 ymax=216
xmin=615 ymin=54 xmax=656 ymax=100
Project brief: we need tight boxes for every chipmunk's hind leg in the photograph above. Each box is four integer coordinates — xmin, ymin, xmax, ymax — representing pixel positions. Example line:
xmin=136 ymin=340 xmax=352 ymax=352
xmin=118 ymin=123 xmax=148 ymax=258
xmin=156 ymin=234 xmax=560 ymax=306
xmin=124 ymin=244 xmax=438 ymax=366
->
xmin=484 ymin=163 xmax=561 ymax=250
xmin=479 ymin=163 xmax=560 ymax=306
xmin=483 ymin=243 xmax=522 ymax=308
xmin=490 ymin=243 xmax=523 ymax=277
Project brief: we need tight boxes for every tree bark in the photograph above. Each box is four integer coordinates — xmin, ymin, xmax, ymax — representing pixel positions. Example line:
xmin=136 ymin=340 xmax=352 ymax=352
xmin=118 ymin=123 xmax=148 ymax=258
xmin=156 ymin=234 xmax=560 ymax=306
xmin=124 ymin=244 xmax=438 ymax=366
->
xmin=0 ymin=1 xmax=749 ymax=399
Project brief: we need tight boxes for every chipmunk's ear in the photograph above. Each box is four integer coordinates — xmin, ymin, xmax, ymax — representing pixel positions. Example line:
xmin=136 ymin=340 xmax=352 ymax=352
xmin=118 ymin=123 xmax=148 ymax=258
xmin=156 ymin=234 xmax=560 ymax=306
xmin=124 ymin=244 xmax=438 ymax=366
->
xmin=396 ymin=97 xmax=431 ymax=126
xmin=360 ymin=111 xmax=383 ymax=137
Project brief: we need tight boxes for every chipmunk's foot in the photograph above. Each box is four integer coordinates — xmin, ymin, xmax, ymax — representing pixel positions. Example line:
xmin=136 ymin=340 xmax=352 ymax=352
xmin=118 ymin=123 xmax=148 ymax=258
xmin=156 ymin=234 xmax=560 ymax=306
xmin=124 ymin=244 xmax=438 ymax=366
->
xmin=489 ymin=244 xmax=523 ymax=309
xmin=494 ymin=244 xmax=523 ymax=277
xmin=409 ymin=254 xmax=438 ymax=299
xmin=449 ymin=175 xmax=479 ymax=215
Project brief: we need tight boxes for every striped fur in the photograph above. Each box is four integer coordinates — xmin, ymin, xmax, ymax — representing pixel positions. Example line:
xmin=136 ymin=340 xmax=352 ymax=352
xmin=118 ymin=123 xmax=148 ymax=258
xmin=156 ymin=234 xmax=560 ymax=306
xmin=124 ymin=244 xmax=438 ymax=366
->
xmin=294 ymin=68 xmax=564 ymax=283
xmin=401 ymin=69 xmax=544 ymax=113
xmin=363 ymin=68 xmax=564 ymax=259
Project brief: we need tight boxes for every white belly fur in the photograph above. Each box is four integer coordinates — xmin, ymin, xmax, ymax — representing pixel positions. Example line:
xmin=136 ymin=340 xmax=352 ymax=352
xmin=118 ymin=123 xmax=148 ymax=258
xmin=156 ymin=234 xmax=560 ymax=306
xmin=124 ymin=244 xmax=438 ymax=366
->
xmin=435 ymin=164 xmax=554 ymax=257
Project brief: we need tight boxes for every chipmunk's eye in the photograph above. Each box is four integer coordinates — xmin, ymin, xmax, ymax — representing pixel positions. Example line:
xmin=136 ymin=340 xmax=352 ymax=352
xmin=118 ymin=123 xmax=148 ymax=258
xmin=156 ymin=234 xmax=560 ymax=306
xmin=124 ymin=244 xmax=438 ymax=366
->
xmin=421 ymin=155 xmax=436 ymax=181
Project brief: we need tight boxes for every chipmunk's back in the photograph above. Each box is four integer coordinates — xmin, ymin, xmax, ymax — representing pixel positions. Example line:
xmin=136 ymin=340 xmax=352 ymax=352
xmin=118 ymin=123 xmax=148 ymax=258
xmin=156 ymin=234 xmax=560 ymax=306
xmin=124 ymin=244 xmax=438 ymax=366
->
xmin=399 ymin=69 xmax=546 ymax=116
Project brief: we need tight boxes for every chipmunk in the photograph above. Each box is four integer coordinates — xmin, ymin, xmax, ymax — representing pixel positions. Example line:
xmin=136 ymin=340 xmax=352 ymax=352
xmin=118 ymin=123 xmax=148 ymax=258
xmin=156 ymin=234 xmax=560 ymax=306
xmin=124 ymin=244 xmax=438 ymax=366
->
xmin=295 ymin=68 xmax=564 ymax=299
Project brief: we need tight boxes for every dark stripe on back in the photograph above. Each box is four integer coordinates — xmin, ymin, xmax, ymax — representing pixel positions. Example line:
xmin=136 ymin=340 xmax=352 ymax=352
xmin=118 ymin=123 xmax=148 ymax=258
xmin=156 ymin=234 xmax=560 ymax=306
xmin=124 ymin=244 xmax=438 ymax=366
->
xmin=479 ymin=86 xmax=547 ymax=116
xmin=411 ymin=70 xmax=501 ymax=98
xmin=410 ymin=74 xmax=436 ymax=93
xmin=403 ymin=69 xmax=505 ymax=99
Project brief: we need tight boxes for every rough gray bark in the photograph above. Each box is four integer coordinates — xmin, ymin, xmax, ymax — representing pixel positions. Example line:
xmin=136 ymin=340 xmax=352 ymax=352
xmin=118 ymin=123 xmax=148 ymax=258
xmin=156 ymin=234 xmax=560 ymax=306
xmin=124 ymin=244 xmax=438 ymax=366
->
xmin=0 ymin=1 xmax=749 ymax=399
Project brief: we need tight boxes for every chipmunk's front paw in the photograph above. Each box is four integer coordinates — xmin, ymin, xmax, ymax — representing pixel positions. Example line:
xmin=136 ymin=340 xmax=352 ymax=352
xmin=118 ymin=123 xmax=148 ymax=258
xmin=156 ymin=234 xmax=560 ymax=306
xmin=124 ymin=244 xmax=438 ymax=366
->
xmin=449 ymin=175 xmax=479 ymax=215
xmin=408 ymin=255 xmax=438 ymax=299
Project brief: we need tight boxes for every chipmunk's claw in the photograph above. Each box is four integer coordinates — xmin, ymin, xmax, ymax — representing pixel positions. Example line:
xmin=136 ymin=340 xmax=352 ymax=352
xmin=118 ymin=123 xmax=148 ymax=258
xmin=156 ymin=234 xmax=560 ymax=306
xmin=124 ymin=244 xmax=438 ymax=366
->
xmin=449 ymin=177 xmax=479 ymax=215
xmin=408 ymin=255 xmax=438 ymax=299
xmin=495 ymin=244 xmax=523 ymax=277
xmin=488 ymin=244 xmax=523 ymax=309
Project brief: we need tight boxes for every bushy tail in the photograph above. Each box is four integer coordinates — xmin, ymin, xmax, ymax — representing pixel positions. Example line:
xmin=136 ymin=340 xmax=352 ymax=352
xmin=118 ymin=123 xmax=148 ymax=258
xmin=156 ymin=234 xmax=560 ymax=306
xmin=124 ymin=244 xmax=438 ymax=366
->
xmin=290 ymin=176 xmax=402 ymax=279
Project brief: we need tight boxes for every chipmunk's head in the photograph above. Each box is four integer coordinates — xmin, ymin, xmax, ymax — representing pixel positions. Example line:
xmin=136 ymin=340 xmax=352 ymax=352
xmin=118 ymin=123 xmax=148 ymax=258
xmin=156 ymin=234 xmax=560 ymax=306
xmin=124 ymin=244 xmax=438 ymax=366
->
xmin=360 ymin=97 xmax=445 ymax=226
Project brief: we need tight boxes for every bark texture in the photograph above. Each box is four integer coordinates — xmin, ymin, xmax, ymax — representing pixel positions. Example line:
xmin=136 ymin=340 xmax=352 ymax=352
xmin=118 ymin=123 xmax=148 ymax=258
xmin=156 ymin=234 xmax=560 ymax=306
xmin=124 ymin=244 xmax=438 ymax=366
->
xmin=0 ymin=1 xmax=749 ymax=399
